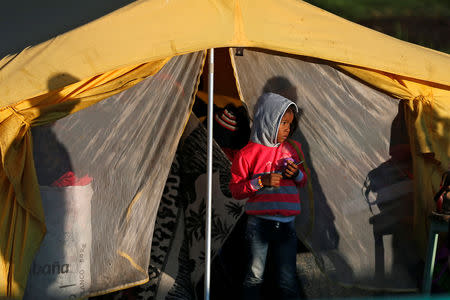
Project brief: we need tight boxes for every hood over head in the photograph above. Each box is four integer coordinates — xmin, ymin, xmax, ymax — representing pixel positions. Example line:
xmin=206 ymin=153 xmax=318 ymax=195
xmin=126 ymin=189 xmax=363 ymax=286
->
xmin=250 ymin=93 xmax=298 ymax=147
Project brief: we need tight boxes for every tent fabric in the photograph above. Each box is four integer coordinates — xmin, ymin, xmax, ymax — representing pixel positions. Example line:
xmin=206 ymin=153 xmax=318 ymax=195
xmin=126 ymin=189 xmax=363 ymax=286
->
xmin=1 ymin=0 xmax=450 ymax=107
xmin=90 ymin=98 xmax=248 ymax=300
xmin=337 ymin=64 xmax=450 ymax=164
xmin=232 ymin=49 xmax=419 ymax=290
xmin=30 ymin=51 xmax=203 ymax=298
xmin=333 ymin=65 xmax=450 ymax=253
xmin=0 ymin=0 xmax=450 ymax=297
xmin=0 ymin=59 xmax=169 ymax=297
xmin=1 ymin=52 xmax=204 ymax=298
xmin=93 ymin=48 xmax=446 ymax=299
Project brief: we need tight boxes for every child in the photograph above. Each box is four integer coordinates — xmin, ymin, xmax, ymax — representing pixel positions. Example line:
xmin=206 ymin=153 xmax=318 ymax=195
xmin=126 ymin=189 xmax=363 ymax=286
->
xmin=229 ymin=93 xmax=307 ymax=300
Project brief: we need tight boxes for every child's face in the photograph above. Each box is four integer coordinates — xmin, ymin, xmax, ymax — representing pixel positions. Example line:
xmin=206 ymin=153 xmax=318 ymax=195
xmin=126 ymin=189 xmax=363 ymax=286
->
xmin=277 ymin=109 xmax=294 ymax=144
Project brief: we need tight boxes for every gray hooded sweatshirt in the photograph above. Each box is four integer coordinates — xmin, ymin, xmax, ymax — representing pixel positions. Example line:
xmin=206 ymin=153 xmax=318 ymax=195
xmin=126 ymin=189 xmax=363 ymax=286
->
xmin=251 ymin=93 xmax=298 ymax=147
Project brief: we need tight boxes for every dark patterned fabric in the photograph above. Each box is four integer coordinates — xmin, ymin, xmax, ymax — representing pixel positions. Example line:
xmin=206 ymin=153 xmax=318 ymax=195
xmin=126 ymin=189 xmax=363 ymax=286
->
xmin=92 ymin=117 xmax=244 ymax=300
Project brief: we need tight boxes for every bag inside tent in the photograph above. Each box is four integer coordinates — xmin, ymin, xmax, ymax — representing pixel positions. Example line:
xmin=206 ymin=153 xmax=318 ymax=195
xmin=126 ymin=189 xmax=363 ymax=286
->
xmin=1 ymin=1 xmax=450 ymax=299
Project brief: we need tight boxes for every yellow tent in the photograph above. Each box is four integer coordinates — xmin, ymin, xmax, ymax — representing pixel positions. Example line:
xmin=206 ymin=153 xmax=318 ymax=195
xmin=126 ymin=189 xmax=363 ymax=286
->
xmin=1 ymin=0 xmax=449 ymax=298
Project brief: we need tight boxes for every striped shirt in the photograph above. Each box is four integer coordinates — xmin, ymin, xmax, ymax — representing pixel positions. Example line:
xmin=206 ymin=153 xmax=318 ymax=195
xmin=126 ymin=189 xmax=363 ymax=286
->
xmin=229 ymin=141 xmax=307 ymax=217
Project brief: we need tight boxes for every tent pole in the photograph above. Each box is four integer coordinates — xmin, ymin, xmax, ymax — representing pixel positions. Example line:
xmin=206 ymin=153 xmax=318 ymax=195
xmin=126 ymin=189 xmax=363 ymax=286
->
xmin=205 ymin=48 xmax=214 ymax=300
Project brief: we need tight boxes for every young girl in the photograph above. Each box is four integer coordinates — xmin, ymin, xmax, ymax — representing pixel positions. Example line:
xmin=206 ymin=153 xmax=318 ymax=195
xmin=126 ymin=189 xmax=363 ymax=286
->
xmin=229 ymin=93 xmax=307 ymax=300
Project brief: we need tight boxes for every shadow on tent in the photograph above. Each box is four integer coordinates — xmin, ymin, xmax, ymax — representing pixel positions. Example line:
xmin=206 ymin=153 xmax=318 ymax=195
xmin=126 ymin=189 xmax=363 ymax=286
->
xmin=23 ymin=74 xmax=89 ymax=299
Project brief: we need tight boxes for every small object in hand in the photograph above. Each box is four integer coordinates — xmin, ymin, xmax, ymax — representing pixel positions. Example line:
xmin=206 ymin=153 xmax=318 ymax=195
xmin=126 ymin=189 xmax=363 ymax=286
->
xmin=283 ymin=159 xmax=299 ymax=179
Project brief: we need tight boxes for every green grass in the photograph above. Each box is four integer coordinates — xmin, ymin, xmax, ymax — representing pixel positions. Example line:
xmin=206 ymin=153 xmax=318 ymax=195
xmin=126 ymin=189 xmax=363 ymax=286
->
xmin=303 ymin=0 xmax=450 ymax=53
xmin=304 ymin=0 xmax=450 ymax=21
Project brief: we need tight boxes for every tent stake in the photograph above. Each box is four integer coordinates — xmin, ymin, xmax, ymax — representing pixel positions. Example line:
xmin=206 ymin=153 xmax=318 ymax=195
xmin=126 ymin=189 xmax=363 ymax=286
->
xmin=205 ymin=48 xmax=214 ymax=300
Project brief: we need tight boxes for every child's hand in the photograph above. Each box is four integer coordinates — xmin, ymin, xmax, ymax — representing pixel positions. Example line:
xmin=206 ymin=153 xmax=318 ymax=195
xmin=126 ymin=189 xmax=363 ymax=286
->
xmin=261 ymin=173 xmax=283 ymax=187
xmin=283 ymin=160 xmax=299 ymax=179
